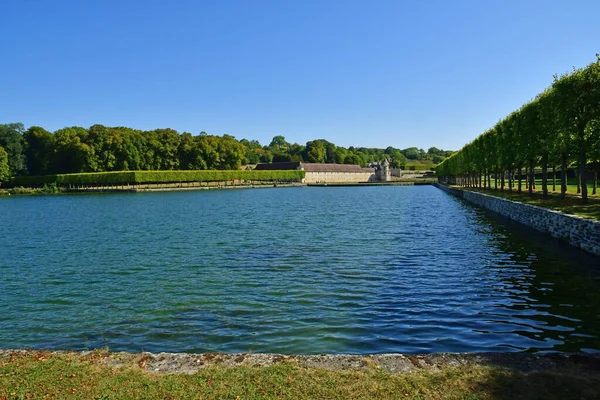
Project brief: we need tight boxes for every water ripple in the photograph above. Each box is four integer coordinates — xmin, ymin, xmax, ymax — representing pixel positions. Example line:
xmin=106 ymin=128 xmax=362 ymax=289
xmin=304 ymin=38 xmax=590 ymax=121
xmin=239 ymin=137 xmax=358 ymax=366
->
xmin=0 ymin=186 xmax=599 ymax=354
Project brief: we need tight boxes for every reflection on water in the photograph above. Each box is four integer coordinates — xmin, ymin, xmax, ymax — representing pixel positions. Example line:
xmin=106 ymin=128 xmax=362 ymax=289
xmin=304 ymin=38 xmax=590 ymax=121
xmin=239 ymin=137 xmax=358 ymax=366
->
xmin=0 ymin=186 xmax=598 ymax=354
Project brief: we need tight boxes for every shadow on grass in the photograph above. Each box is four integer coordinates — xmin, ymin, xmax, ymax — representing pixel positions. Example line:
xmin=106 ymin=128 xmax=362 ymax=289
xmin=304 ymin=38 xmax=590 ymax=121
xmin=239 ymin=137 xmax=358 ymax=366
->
xmin=467 ymin=353 xmax=600 ymax=400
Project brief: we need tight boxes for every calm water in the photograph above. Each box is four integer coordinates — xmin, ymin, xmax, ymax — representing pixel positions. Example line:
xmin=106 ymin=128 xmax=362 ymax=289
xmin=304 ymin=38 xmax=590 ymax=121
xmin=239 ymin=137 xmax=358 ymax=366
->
xmin=1 ymin=186 xmax=599 ymax=354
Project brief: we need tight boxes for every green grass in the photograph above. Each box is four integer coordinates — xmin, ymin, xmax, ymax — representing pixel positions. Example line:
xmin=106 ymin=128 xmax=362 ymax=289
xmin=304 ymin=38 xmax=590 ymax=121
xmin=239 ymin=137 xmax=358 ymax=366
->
xmin=1 ymin=351 xmax=598 ymax=400
xmin=459 ymin=181 xmax=600 ymax=220
xmin=489 ymin=177 xmax=599 ymax=197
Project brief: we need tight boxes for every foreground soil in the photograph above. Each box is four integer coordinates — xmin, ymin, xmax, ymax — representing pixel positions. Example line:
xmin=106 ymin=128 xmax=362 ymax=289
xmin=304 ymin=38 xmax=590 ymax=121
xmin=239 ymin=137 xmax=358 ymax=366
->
xmin=1 ymin=350 xmax=599 ymax=399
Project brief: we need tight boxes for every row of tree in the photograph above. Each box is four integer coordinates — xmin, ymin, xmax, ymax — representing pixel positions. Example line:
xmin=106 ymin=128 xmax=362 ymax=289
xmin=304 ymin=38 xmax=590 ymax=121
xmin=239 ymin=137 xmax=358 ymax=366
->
xmin=0 ymin=123 xmax=453 ymax=182
xmin=436 ymin=55 xmax=600 ymax=203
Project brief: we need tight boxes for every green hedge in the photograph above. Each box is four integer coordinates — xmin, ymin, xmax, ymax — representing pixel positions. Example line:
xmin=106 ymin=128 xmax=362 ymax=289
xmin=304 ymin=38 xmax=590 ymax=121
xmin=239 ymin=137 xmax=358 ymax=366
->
xmin=9 ymin=170 xmax=305 ymax=187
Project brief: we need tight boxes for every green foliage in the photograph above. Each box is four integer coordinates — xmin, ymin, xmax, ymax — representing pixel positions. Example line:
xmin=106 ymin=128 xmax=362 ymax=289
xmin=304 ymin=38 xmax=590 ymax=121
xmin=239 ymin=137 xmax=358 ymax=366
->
xmin=24 ymin=126 xmax=54 ymax=175
xmin=436 ymin=56 xmax=600 ymax=203
xmin=0 ymin=146 xmax=10 ymax=183
xmin=3 ymin=120 xmax=452 ymax=180
xmin=10 ymin=170 xmax=305 ymax=187
xmin=132 ymin=170 xmax=304 ymax=183
xmin=0 ymin=123 xmax=26 ymax=175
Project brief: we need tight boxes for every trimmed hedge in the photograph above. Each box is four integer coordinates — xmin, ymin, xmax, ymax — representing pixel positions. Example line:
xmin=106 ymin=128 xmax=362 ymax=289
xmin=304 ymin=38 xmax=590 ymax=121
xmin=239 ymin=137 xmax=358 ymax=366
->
xmin=9 ymin=170 xmax=305 ymax=187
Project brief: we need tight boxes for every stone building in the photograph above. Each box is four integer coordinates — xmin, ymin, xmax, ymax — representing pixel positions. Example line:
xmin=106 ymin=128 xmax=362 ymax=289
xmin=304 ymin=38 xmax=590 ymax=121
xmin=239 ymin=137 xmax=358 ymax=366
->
xmin=254 ymin=162 xmax=376 ymax=183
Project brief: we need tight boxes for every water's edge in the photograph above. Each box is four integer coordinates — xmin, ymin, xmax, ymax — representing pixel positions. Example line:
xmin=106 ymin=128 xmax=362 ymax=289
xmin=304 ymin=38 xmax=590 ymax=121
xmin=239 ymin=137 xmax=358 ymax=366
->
xmin=2 ymin=349 xmax=598 ymax=374
xmin=434 ymin=183 xmax=600 ymax=256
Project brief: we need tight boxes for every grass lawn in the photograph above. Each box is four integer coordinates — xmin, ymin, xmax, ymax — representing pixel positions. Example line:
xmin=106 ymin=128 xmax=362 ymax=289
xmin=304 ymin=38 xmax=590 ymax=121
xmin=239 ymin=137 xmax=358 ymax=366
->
xmin=465 ymin=179 xmax=600 ymax=220
xmin=1 ymin=351 xmax=599 ymax=400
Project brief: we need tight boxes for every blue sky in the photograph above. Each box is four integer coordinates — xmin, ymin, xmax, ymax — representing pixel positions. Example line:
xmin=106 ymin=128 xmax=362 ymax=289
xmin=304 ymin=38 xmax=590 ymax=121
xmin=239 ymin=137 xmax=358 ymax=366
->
xmin=1 ymin=0 xmax=599 ymax=151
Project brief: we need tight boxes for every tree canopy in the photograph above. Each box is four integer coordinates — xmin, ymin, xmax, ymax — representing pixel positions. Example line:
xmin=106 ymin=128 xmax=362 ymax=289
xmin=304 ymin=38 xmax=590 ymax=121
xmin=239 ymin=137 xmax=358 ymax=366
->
xmin=0 ymin=123 xmax=452 ymax=182
xmin=436 ymin=55 xmax=600 ymax=203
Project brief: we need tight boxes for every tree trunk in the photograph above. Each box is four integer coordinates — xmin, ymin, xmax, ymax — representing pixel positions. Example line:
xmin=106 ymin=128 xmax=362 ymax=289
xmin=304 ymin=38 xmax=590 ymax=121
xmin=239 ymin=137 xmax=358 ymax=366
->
xmin=494 ymin=171 xmax=498 ymax=190
xmin=552 ymin=166 xmax=556 ymax=192
xmin=518 ymin=166 xmax=522 ymax=193
xmin=580 ymin=148 xmax=588 ymax=203
xmin=561 ymin=153 xmax=567 ymax=199
xmin=541 ymin=153 xmax=548 ymax=198
xmin=594 ymin=161 xmax=598 ymax=196
xmin=528 ymin=160 xmax=534 ymax=196
xmin=577 ymin=166 xmax=581 ymax=194
xmin=501 ymin=170 xmax=505 ymax=191
xmin=525 ymin=166 xmax=529 ymax=190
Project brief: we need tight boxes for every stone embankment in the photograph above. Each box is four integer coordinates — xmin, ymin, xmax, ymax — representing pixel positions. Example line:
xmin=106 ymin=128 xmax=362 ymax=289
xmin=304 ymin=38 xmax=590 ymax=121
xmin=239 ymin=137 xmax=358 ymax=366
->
xmin=434 ymin=183 xmax=600 ymax=256
xmin=1 ymin=350 xmax=598 ymax=375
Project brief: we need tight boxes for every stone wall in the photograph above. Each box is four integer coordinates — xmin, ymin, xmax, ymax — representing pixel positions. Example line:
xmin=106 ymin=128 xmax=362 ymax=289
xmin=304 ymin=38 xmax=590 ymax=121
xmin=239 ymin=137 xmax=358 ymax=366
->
xmin=433 ymin=183 xmax=600 ymax=256
xmin=304 ymin=171 xmax=376 ymax=183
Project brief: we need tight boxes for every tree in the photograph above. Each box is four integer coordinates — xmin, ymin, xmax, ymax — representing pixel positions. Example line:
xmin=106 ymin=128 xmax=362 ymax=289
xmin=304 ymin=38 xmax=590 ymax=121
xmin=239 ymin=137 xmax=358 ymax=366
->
xmin=333 ymin=147 xmax=347 ymax=164
xmin=305 ymin=140 xmax=326 ymax=163
xmin=0 ymin=146 xmax=9 ymax=183
xmin=344 ymin=153 xmax=364 ymax=166
xmin=24 ymin=126 xmax=54 ymax=176
xmin=402 ymin=147 xmax=420 ymax=160
xmin=269 ymin=135 xmax=289 ymax=150
xmin=51 ymin=127 xmax=94 ymax=173
xmin=553 ymin=58 xmax=600 ymax=203
xmin=0 ymin=123 xmax=26 ymax=175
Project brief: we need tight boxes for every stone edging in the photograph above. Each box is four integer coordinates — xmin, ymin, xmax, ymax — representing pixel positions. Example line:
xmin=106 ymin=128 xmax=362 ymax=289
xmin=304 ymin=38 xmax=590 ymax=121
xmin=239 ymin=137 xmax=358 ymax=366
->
xmin=1 ymin=350 xmax=598 ymax=375
xmin=433 ymin=183 xmax=600 ymax=256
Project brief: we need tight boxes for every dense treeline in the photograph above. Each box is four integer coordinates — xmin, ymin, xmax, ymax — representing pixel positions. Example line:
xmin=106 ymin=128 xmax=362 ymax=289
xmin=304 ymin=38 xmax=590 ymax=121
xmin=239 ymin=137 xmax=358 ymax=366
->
xmin=436 ymin=56 xmax=600 ymax=203
xmin=0 ymin=123 xmax=452 ymax=184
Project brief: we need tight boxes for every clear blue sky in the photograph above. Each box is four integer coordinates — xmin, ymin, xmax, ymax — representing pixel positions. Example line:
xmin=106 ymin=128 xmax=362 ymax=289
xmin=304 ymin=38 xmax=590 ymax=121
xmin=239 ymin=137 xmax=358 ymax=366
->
xmin=1 ymin=0 xmax=598 ymax=151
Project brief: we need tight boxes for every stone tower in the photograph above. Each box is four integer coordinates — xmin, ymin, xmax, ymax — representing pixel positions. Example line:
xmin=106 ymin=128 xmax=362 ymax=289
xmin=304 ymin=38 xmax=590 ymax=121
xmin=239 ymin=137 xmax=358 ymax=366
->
xmin=381 ymin=159 xmax=391 ymax=181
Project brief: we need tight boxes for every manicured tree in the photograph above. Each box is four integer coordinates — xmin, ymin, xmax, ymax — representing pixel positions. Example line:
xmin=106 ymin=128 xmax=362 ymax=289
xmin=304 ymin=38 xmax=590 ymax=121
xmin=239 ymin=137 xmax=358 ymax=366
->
xmin=556 ymin=129 xmax=572 ymax=199
xmin=498 ymin=118 xmax=515 ymax=191
xmin=472 ymin=137 xmax=485 ymax=188
xmin=463 ymin=144 xmax=472 ymax=187
xmin=486 ymin=128 xmax=500 ymax=190
xmin=533 ymin=93 xmax=553 ymax=198
xmin=480 ymin=131 xmax=493 ymax=189
xmin=538 ymin=88 xmax=561 ymax=194
xmin=552 ymin=58 xmax=600 ymax=203
xmin=506 ymin=112 xmax=525 ymax=193
xmin=518 ymin=102 xmax=542 ymax=197
xmin=586 ymin=119 xmax=600 ymax=194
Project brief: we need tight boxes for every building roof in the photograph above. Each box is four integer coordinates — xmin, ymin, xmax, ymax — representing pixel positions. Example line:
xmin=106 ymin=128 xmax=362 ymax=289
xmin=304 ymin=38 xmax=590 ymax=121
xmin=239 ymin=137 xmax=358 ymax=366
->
xmin=254 ymin=162 xmax=301 ymax=170
xmin=301 ymin=163 xmax=366 ymax=173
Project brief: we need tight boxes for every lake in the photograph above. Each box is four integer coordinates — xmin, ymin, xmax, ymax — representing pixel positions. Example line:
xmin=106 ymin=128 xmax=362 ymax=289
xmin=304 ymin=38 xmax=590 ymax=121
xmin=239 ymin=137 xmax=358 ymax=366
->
xmin=1 ymin=185 xmax=599 ymax=354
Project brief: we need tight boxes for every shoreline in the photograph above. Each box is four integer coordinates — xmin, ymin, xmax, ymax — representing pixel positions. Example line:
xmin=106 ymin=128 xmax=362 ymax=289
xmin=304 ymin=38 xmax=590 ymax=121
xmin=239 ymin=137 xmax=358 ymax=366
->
xmin=0 ymin=180 xmax=436 ymax=196
xmin=4 ymin=350 xmax=599 ymax=399
xmin=2 ymin=349 xmax=598 ymax=374
xmin=434 ymin=183 xmax=600 ymax=256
